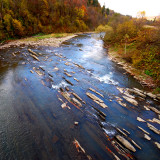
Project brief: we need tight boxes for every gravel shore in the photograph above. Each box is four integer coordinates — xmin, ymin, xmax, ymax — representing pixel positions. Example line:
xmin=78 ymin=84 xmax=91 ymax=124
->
xmin=0 ymin=34 xmax=76 ymax=50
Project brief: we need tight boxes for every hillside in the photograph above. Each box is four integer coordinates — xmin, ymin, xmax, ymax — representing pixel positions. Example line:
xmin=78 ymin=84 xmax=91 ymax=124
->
xmin=0 ymin=0 xmax=106 ymax=41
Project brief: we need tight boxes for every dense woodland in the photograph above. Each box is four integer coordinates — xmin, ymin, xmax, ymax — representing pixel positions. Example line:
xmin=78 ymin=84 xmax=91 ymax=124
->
xmin=0 ymin=0 xmax=108 ymax=40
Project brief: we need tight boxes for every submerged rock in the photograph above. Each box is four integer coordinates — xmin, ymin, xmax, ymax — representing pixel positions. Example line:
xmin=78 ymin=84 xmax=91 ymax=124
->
xmin=116 ymin=135 xmax=136 ymax=152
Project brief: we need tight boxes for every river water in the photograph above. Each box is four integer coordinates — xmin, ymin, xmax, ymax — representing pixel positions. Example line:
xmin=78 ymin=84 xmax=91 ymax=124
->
xmin=0 ymin=33 xmax=159 ymax=160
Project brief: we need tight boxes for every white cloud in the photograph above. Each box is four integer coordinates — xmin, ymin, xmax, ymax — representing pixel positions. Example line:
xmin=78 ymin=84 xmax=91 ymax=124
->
xmin=99 ymin=0 xmax=160 ymax=17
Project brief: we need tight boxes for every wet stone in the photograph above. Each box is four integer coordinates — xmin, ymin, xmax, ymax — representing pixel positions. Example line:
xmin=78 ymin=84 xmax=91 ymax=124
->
xmin=138 ymin=126 xmax=150 ymax=135
xmin=137 ymin=117 xmax=146 ymax=122
xmin=122 ymin=96 xmax=138 ymax=106
xmin=144 ymin=134 xmax=151 ymax=141
xmin=147 ymin=123 xmax=160 ymax=135
xmin=154 ymin=142 xmax=160 ymax=150
xmin=115 ymin=135 xmax=136 ymax=152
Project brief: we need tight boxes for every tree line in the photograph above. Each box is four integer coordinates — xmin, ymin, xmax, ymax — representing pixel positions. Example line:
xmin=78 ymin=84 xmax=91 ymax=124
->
xmin=0 ymin=0 xmax=107 ymax=41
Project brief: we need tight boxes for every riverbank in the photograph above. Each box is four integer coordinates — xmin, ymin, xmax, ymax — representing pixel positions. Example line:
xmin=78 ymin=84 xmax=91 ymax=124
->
xmin=107 ymin=47 xmax=158 ymax=91
xmin=0 ymin=33 xmax=77 ymax=50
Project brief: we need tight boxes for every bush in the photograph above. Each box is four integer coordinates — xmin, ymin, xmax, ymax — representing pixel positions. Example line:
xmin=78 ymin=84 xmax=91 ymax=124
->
xmin=103 ymin=25 xmax=114 ymax=42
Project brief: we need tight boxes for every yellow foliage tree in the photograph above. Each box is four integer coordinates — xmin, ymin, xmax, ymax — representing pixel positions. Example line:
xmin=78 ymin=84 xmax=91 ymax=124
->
xmin=3 ymin=14 xmax=12 ymax=33
xmin=137 ymin=11 xmax=146 ymax=19
xmin=12 ymin=19 xmax=24 ymax=36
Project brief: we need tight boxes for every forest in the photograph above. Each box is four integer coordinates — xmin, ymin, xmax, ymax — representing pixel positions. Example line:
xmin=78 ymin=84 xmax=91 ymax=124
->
xmin=0 ymin=0 xmax=107 ymax=41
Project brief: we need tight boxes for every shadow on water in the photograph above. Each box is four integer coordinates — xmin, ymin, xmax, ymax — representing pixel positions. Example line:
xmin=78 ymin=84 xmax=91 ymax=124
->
xmin=0 ymin=33 xmax=160 ymax=160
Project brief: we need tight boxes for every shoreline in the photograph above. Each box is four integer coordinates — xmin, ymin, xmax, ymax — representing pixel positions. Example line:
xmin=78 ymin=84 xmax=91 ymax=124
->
xmin=0 ymin=34 xmax=77 ymax=50
xmin=106 ymin=48 xmax=157 ymax=90
xmin=0 ymin=32 xmax=95 ymax=50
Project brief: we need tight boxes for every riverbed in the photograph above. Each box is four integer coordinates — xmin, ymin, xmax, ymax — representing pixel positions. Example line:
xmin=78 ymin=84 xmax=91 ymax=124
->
xmin=0 ymin=33 xmax=159 ymax=160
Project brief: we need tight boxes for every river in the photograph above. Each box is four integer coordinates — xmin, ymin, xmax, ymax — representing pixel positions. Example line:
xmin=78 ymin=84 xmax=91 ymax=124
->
xmin=0 ymin=33 xmax=159 ymax=160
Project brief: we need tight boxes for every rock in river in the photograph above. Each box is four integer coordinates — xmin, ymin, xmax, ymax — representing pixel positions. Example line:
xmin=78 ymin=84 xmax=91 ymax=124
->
xmin=122 ymin=96 xmax=138 ymax=106
xmin=86 ymin=92 xmax=108 ymax=108
xmin=147 ymin=123 xmax=160 ymax=135
xmin=154 ymin=142 xmax=160 ymax=150
xmin=138 ymin=126 xmax=150 ymax=135
xmin=116 ymin=135 xmax=136 ymax=152
xmin=137 ymin=117 xmax=146 ymax=122
xmin=144 ymin=134 xmax=151 ymax=141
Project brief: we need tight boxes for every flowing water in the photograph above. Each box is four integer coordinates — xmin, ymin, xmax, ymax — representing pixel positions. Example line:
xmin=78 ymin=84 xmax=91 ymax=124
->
xmin=0 ymin=33 xmax=159 ymax=160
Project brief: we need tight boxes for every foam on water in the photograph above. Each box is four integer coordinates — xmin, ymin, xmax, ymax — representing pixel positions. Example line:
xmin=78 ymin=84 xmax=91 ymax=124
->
xmin=103 ymin=128 xmax=116 ymax=136
xmin=52 ymin=81 xmax=69 ymax=90
xmin=92 ymin=73 xmax=119 ymax=85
